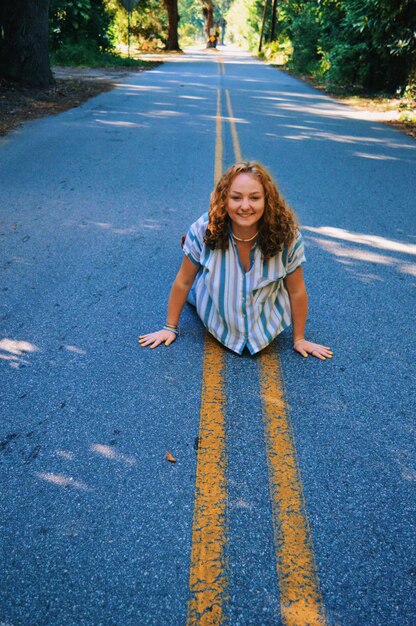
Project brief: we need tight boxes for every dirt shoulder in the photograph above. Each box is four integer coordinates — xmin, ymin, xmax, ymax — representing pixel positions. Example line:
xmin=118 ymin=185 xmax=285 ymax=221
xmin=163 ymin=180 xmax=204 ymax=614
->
xmin=327 ymin=94 xmax=416 ymax=140
xmin=0 ymin=64 xmax=160 ymax=137
xmin=268 ymin=65 xmax=416 ymax=140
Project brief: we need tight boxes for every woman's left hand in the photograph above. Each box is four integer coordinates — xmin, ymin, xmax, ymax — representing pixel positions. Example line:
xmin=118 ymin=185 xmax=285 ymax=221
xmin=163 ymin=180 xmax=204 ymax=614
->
xmin=293 ymin=339 xmax=333 ymax=360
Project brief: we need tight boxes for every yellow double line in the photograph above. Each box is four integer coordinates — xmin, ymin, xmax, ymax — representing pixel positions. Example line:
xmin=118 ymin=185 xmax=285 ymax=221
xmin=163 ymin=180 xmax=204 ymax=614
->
xmin=187 ymin=55 xmax=326 ymax=626
xmin=187 ymin=86 xmax=229 ymax=626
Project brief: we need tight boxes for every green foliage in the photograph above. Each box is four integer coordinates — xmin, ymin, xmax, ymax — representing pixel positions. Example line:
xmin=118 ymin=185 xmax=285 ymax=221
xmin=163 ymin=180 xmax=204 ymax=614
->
xmin=49 ymin=0 xmax=114 ymax=51
xmin=286 ymin=6 xmax=321 ymax=74
xmin=50 ymin=0 xmax=170 ymax=59
xmin=336 ymin=0 xmax=416 ymax=90
xmin=259 ymin=38 xmax=293 ymax=65
xmin=105 ymin=0 xmax=167 ymax=50
xmin=403 ymin=71 xmax=416 ymax=100
xmin=50 ymin=42 xmax=102 ymax=65
xmin=178 ymin=0 xmax=205 ymax=45
xmin=232 ymin=0 xmax=416 ymax=93
xmin=226 ymin=0 xmax=258 ymax=48
xmin=321 ymin=42 xmax=371 ymax=88
xmin=214 ymin=0 xmax=234 ymax=24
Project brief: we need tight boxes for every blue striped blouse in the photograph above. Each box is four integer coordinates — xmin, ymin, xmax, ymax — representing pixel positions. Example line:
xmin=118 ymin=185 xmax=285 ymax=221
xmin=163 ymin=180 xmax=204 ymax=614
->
xmin=183 ymin=213 xmax=306 ymax=355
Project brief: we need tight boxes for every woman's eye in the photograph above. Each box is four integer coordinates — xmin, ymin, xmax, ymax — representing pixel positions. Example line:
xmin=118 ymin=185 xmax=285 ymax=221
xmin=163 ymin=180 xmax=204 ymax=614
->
xmin=230 ymin=196 xmax=261 ymax=200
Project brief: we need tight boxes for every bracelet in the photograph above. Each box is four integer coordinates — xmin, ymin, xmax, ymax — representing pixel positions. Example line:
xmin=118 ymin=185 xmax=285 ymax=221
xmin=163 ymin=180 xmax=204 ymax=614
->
xmin=163 ymin=326 xmax=179 ymax=335
xmin=164 ymin=322 xmax=178 ymax=329
xmin=293 ymin=337 xmax=305 ymax=344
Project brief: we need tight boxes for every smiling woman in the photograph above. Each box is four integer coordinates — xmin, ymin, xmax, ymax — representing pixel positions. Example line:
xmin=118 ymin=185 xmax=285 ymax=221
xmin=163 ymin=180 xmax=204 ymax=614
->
xmin=139 ymin=160 xmax=333 ymax=360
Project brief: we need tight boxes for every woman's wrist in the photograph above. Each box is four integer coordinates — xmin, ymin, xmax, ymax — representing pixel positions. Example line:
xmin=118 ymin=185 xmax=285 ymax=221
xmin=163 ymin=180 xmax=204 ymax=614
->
xmin=293 ymin=337 xmax=305 ymax=344
xmin=163 ymin=326 xmax=178 ymax=335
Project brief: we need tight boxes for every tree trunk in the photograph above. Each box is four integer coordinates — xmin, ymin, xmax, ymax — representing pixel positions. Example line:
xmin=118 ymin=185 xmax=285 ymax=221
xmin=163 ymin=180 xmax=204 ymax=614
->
xmin=270 ymin=0 xmax=278 ymax=42
xmin=163 ymin=0 xmax=181 ymax=51
xmin=258 ymin=0 xmax=270 ymax=53
xmin=218 ymin=17 xmax=226 ymax=45
xmin=202 ymin=1 xmax=215 ymax=48
xmin=0 ymin=0 xmax=54 ymax=87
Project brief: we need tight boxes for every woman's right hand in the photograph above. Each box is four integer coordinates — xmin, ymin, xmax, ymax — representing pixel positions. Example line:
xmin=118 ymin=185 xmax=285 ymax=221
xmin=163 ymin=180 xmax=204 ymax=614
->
xmin=138 ymin=329 xmax=177 ymax=349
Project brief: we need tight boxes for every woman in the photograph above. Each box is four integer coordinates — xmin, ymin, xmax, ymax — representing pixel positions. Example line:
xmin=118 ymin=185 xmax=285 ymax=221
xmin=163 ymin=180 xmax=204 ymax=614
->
xmin=139 ymin=161 xmax=332 ymax=360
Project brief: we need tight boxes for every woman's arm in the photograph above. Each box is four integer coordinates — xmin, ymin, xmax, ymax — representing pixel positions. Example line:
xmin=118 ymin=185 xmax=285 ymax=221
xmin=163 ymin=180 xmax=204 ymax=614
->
xmin=139 ymin=256 xmax=200 ymax=349
xmin=284 ymin=266 xmax=333 ymax=360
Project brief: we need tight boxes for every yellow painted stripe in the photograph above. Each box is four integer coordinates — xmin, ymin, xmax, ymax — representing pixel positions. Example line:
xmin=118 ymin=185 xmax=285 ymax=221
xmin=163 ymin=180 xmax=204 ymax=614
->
xmin=187 ymin=334 xmax=228 ymax=624
xmin=225 ymin=83 xmax=326 ymax=623
xmin=258 ymin=347 xmax=326 ymax=626
xmin=187 ymin=88 xmax=228 ymax=625
xmin=214 ymin=89 xmax=223 ymax=185
xmin=225 ymin=89 xmax=242 ymax=162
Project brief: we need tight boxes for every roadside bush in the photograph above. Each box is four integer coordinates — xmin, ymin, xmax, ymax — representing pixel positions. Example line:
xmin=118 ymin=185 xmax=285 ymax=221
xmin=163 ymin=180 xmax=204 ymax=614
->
xmin=247 ymin=0 xmax=416 ymax=94
xmin=106 ymin=0 xmax=167 ymax=49
xmin=322 ymin=42 xmax=371 ymax=89
xmin=403 ymin=70 xmax=416 ymax=100
xmin=50 ymin=41 xmax=146 ymax=66
xmin=49 ymin=0 xmax=114 ymax=52
xmin=287 ymin=10 xmax=321 ymax=75
xmin=51 ymin=42 xmax=101 ymax=65
xmin=260 ymin=38 xmax=293 ymax=65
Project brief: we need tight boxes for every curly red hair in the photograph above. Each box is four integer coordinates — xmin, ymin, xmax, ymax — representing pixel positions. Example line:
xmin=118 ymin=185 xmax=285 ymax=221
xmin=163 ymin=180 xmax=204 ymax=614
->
xmin=204 ymin=161 xmax=299 ymax=258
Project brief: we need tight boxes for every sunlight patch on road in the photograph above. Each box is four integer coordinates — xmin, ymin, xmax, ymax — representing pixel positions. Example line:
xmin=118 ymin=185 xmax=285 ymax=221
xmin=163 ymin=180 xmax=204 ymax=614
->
xmin=303 ymin=226 xmax=416 ymax=256
xmin=137 ymin=110 xmax=185 ymax=118
xmin=0 ymin=338 xmax=39 ymax=355
xmin=179 ymin=95 xmax=208 ymax=100
xmin=55 ymin=450 xmax=75 ymax=461
xmin=354 ymin=151 xmax=399 ymax=161
xmin=90 ymin=444 xmax=137 ymax=466
xmin=37 ymin=472 xmax=91 ymax=491
xmin=95 ymin=119 xmax=146 ymax=128
xmin=0 ymin=338 xmax=40 ymax=368
xmin=77 ymin=219 xmax=160 ymax=234
xmin=306 ymin=236 xmax=416 ymax=277
xmin=64 ymin=345 xmax=87 ymax=355
xmin=115 ymin=84 xmax=170 ymax=92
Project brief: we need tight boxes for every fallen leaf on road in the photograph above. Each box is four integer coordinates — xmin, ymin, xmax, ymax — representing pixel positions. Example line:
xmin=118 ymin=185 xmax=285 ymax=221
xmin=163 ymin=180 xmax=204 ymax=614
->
xmin=165 ymin=451 xmax=176 ymax=463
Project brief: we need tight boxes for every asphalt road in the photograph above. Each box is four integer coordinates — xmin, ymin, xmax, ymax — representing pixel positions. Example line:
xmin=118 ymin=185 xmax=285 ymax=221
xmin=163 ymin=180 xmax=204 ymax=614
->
xmin=1 ymin=45 xmax=415 ymax=625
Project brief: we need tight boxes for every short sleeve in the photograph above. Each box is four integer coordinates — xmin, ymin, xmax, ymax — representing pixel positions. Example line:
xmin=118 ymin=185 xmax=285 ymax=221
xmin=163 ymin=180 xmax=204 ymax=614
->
xmin=182 ymin=216 xmax=206 ymax=266
xmin=286 ymin=230 xmax=306 ymax=275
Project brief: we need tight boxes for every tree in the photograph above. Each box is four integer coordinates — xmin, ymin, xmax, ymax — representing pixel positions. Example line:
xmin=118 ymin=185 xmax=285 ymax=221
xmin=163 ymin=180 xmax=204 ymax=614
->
xmin=0 ymin=0 xmax=54 ymax=87
xmin=163 ymin=0 xmax=181 ymax=50
xmin=202 ymin=0 xmax=215 ymax=47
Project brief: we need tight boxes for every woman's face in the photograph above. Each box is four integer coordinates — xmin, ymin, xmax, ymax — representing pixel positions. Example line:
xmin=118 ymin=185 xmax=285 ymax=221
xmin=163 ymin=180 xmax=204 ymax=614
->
xmin=226 ymin=173 xmax=265 ymax=231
